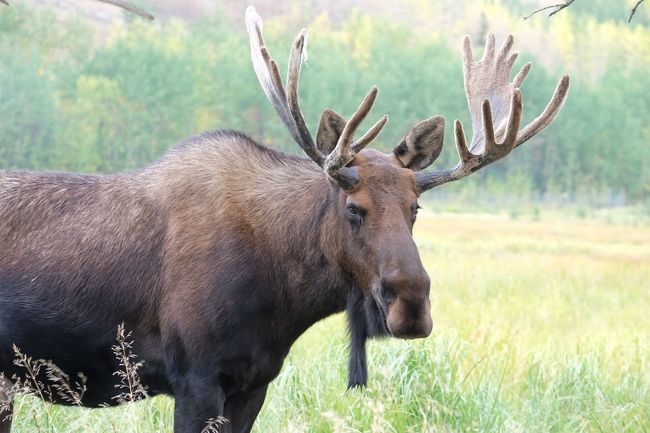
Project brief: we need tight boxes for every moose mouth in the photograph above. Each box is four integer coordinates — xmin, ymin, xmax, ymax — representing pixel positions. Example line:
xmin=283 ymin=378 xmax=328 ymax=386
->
xmin=368 ymin=288 xmax=392 ymax=337
xmin=374 ymin=298 xmax=391 ymax=335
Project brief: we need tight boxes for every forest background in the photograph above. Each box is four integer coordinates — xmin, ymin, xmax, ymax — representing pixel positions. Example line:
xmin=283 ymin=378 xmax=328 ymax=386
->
xmin=1 ymin=0 xmax=649 ymax=213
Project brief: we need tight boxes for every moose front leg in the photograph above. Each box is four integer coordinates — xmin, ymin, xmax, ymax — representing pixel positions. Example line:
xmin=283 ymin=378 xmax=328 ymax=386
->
xmin=221 ymin=386 xmax=268 ymax=433
xmin=0 ymin=376 xmax=13 ymax=433
xmin=172 ymin=373 xmax=226 ymax=433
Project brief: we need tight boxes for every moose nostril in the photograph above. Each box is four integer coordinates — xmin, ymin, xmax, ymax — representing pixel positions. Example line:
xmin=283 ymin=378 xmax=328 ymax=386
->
xmin=380 ymin=284 xmax=397 ymax=304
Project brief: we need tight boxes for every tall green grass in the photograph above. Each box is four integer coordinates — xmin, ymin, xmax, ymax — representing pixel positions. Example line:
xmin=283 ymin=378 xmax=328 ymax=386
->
xmin=8 ymin=212 xmax=650 ymax=432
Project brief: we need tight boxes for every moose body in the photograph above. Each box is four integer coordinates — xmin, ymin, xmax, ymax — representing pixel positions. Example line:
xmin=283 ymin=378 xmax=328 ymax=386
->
xmin=0 ymin=131 xmax=375 ymax=430
xmin=0 ymin=6 xmax=569 ymax=433
xmin=2 ymin=130 xmax=434 ymax=432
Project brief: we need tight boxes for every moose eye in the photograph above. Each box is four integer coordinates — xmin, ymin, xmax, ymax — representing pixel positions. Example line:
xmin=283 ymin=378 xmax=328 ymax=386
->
xmin=412 ymin=203 xmax=421 ymax=224
xmin=345 ymin=205 xmax=364 ymax=231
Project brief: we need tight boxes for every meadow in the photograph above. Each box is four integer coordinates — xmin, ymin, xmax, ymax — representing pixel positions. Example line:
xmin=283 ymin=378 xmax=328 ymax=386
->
xmin=8 ymin=210 xmax=650 ymax=433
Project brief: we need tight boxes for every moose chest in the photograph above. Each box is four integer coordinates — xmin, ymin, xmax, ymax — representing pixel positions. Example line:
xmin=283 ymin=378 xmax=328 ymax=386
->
xmin=216 ymin=344 xmax=289 ymax=396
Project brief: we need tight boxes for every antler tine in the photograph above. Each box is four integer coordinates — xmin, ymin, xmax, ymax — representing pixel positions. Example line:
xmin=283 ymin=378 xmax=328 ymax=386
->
xmin=481 ymin=33 xmax=496 ymax=62
xmin=415 ymin=34 xmax=568 ymax=193
xmin=246 ymin=9 xmax=287 ymax=114
xmin=481 ymin=99 xmax=497 ymax=149
xmin=286 ymin=29 xmax=327 ymax=165
xmin=351 ymin=115 xmax=389 ymax=154
xmin=339 ymin=86 xmax=379 ymax=149
xmin=286 ymin=30 xmax=307 ymax=104
xmin=495 ymin=34 xmax=514 ymax=65
xmin=492 ymin=64 xmax=569 ymax=148
xmin=515 ymin=74 xmax=570 ymax=147
xmin=259 ymin=47 xmax=289 ymax=116
xmin=245 ymin=6 xmax=325 ymax=165
xmin=324 ymin=87 xmax=388 ymax=176
xmin=454 ymin=120 xmax=472 ymax=163
xmin=513 ymin=62 xmax=531 ymax=88
xmin=462 ymin=35 xmax=473 ymax=79
xmin=483 ymin=89 xmax=523 ymax=158
xmin=504 ymin=89 xmax=523 ymax=147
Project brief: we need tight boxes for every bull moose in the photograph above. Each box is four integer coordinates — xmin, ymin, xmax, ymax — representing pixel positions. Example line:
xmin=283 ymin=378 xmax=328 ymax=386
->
xmin=0 ymin=6 xmax=569 ymax=433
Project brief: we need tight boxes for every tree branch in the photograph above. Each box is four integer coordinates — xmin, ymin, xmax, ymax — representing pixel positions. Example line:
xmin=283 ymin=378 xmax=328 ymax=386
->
xmin=0 ymin=0 xmax=154 ymax=19
xmin=523 ymin=0 xmax=646 ymax=23
xmin=521 ymin=0 xmax=576 ymax=20
xmin=95 ymin=0 xmax=154 ymax=20
xmin=629 ymin=0 xmax=645 ymax=22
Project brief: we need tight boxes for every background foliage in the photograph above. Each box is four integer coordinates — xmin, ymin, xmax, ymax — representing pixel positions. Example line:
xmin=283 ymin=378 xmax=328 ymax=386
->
xmin=0 ymin=0 xmax=649 ymax=207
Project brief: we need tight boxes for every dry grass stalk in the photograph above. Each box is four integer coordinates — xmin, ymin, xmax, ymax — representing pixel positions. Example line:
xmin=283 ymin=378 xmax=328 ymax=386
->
xmin=201 ymin=416 xmax=229 ymax=433
xmin=11 ymin=345 xmax=51 ymax=403
xmin=2 ymin=325 xmax=229 ymax=429
xmin=0 ymin=373 xmax=20 ymax=423
xmin=111 ymin=323 xmax=149 ymax=404
xmin=44 ymin=363 xmax=87 ymax=406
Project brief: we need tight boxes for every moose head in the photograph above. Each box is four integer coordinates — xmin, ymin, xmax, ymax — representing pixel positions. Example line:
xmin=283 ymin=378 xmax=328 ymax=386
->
xmin=246 ymin=7 xmax=569 ymax=386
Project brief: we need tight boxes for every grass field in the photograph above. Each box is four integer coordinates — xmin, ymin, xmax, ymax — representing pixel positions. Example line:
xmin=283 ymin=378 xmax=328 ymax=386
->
xmin=9 ymin=211 xmax=650 ymax=433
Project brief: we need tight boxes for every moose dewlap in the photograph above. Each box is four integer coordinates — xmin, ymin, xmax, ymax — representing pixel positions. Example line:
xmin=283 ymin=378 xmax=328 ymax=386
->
xmin=0 ymin=6 xmax=569 ymax=433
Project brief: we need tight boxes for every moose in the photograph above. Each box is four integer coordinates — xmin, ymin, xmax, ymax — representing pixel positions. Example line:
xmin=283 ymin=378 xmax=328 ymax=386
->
xmin=0 ymin=6 xmax=569 ymax=433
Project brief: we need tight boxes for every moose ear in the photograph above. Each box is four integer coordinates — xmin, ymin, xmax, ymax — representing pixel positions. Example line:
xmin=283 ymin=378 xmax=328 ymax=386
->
xmin=316 ymin=109 xmax=347 ymax=155
xmin=393 ymin=116 xmax=445 ymax=171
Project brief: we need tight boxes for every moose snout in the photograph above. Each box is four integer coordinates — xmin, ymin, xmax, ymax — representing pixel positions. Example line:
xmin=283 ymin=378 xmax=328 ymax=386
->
xmin=386 ymin=296 xmax=433 ymax=339
xmin=380 ymin=270 xmax=433 ymax=339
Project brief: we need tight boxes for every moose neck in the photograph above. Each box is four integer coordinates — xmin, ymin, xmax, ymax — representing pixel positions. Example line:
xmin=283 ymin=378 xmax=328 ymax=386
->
xmin=242 ymin=155 xmax=353 ymax=339
xmin=149 ymin=133 xmax=355 ymax=343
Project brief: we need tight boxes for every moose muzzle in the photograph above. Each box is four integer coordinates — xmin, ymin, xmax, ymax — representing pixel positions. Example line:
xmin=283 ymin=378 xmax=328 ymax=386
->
xmin=380 ymin=269 xmax=433 ymax=339
xmin=386 ymin=295 xmax=433 ymax=339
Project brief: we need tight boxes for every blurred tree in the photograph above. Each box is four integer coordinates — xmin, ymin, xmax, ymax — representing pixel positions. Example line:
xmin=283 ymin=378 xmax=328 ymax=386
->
xmin=0 ymin=48 xmax=56 ymax=169
xmin=0 ymin=1 xmax=648 ymax=205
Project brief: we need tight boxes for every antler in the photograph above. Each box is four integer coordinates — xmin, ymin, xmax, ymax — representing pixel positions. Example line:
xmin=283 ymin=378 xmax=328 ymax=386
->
xmin=245 ymin=6 xmax=387 ymax=181
xmin=323 ymin=87 xmax=388 ymax=176
xmin=246 ymin=7 xmax=324 ymax=164
xmin=415 ymin=34 xmax=570 ymax=192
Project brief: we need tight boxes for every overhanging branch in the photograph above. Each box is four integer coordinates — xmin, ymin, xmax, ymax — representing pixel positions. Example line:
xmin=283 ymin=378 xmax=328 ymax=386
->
xmin=523 ymin=0 xmax=645 ymax=23
xmin=521 ymin=0 xmax=576 ymax=20
xmin=629 ymin=0 xmax=645 ymax=22
xmin=96 ymin=0 xmax=154 ymax=20
xmin=0 ymin=0 xmax=154 ymax=19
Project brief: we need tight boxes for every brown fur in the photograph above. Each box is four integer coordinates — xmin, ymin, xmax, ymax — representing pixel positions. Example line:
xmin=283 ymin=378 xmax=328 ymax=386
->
xmin=0 ymin=128 xmax=434 ymax=433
